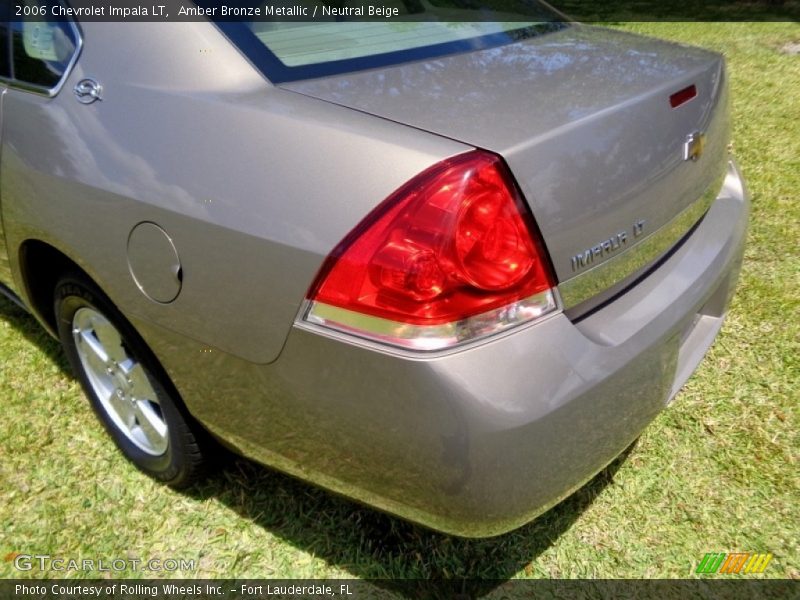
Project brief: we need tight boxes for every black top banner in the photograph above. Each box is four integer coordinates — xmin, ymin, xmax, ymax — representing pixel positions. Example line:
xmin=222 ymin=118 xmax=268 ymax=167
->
xmin=5 ymin=0 xmax=800 ymax=22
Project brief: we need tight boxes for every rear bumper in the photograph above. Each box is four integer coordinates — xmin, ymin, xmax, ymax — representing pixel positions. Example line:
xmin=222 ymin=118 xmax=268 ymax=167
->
xmin=149 ymin=161 xmax=748 ymax=537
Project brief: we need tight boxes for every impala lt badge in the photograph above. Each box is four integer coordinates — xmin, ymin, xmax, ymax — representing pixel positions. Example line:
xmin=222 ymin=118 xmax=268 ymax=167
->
xmin=684 ymin=131 xmax=706 ymax=161
xmin=571 ymin=219 xmax=647 ymax=271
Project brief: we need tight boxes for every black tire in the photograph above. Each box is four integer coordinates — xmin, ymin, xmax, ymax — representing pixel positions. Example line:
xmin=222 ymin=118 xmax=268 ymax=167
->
xmin=54 ymin=273 xmax=208 ymax=488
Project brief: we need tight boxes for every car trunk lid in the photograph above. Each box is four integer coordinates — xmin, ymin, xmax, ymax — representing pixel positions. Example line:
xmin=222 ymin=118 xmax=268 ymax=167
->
xmin=281 ymin=25 xmax=730 ymax=310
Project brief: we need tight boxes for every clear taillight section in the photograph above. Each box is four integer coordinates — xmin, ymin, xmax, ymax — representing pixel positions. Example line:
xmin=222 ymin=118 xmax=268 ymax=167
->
xmin=303 ymin=150 xmax=558 ymax=350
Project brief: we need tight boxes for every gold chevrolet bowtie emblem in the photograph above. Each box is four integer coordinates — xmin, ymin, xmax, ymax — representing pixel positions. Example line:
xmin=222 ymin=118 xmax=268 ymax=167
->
xmin=684 ymin=131 xmax=706 ymax=161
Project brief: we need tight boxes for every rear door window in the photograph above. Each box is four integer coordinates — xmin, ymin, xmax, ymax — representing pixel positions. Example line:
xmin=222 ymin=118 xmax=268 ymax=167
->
xmin=8 ymin=0 xmax=80 ymax=92
xmin=0 ymin=1 xmax=10 ymax=78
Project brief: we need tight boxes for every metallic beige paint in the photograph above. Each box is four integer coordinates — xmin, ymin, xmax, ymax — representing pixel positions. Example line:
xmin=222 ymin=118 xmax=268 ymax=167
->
xmin=0 ymin=21 xmax=748 ymax=535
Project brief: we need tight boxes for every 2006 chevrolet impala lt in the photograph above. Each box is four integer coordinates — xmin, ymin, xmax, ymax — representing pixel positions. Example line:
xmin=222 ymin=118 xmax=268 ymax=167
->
xmin=0 ymin=2 xmax=748 ymax=536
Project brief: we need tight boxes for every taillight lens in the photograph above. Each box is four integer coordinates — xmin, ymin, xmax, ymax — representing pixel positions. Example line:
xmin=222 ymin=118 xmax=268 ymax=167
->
xmin=303 ymin=150 xmax=557 ymax=350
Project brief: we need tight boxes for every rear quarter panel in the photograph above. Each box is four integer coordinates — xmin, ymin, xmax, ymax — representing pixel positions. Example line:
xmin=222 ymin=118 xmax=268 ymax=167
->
xmin=0 ymin=22 xmax=469 ymax=364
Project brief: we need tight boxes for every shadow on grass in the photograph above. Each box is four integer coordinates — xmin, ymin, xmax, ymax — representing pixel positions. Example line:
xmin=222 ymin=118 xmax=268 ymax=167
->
xmin=0 ymin=295 xmax=70 ymax=374
xmin=1 ymin=295 xmax=631 ymax=595
xmin=183 ymin=439 xmax=635 ymax=599
xmin=189 ymin=447 xmax=632 ymax=597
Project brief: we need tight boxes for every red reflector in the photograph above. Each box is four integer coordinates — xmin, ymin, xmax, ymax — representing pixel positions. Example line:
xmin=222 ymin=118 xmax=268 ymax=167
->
xmin=670 ymin=85 xmax=697 ymax=108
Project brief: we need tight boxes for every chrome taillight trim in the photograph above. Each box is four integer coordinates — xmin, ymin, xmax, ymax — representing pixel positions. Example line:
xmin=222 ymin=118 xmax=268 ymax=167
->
xmin=301 ymin=290 xmax=558 ymax=352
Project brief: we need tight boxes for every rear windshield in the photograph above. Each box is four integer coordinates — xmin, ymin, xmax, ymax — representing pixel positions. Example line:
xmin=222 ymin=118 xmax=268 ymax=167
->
xmin=216 ymin=2 xmax=566 ymax=83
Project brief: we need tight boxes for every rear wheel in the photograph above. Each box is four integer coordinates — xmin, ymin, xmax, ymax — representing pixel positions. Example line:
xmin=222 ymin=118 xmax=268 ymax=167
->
xmin=54 ymin=274 xmax=208 ymax=488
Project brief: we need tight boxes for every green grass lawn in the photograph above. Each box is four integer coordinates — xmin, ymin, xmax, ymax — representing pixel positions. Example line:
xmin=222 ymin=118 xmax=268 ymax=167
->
xmin=1 ymin=22 xmax=798 ymax=587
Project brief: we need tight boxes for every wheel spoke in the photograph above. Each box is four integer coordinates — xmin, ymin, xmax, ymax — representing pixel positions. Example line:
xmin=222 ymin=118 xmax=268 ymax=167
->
xmin=93 ymin=320 xmax=126 ymax=362
xmin=133 ymin=400 xmax=168 ymax=452
xmin=76 ymin=329 xmax=110 ymax=371
xmin=107 ymin=389 xmax=134 ymax=428
xmin=121 ymin=362 xmax=155 ymax=402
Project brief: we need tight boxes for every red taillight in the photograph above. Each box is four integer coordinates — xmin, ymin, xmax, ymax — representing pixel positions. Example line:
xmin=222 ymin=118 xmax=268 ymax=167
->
xmin=303 ymin=150 xmax=557 ymax=350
